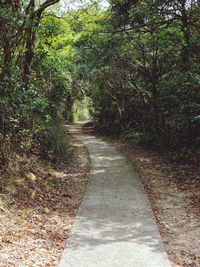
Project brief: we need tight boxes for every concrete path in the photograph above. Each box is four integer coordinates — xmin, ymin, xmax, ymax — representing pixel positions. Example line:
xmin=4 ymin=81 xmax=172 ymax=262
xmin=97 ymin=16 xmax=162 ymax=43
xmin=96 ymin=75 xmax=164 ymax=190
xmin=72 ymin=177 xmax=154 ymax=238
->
xmin=59 ymin=125 xmax=171 ymax=267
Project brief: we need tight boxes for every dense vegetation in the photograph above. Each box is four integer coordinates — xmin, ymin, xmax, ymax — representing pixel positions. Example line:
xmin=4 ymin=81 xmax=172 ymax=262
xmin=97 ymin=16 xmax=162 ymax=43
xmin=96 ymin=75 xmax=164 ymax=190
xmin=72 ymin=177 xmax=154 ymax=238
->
xmin=0 ymin=0 xmax=72 ymax=163
xmin=0 ymin=0 xmax=200 ymax=165
xmin=73 ymin=0 xmax=200 ymax=162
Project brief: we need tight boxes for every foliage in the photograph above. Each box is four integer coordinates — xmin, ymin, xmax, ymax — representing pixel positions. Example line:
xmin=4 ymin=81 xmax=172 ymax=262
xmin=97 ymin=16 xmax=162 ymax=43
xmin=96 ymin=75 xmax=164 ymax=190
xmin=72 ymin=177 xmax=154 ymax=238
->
xmin=0 ymin=0 xmax=200 ymax=163
xmin=123 ymin=130 xmax=157 ymax=148
xmin=0 ymin=0 xmax=73 ymax=163
xmin=65 ymin=0 xmax=200 ymax=162
xmin=42 ymin=116 xmax=69 ymax=160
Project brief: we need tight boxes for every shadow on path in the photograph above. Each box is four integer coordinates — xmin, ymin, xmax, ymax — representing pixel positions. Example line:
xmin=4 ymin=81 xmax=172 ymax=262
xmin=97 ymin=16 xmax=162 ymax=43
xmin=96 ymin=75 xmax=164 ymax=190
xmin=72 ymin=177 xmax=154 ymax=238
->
xmin=59 ymin=124 xmax=171 ymax=267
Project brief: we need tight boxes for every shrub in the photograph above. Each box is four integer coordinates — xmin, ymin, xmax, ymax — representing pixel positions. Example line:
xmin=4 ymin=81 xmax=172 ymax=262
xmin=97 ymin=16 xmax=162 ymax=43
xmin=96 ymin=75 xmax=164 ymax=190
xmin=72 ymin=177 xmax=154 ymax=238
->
xmin=122 ymin=130 xmax=157 ymax=147
xmin=38 ymin=116 xmax=69 ymax=161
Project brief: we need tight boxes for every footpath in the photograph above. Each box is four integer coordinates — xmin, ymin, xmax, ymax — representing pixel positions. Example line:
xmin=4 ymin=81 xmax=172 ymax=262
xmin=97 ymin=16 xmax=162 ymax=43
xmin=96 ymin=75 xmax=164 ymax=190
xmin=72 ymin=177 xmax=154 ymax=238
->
xmin=59 ymin=124 xmax=171 ymax=267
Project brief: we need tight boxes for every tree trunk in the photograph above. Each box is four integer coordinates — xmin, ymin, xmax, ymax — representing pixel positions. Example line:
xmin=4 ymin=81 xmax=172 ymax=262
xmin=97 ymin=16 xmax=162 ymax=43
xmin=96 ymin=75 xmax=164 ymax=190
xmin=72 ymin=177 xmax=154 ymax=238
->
xmin=23 ymin=21 xmax=36 ymax=85
xmin=181 ymin=1 xmax=190 ymax=70
xmin=22 ymin=0 xmax=60 ymax=86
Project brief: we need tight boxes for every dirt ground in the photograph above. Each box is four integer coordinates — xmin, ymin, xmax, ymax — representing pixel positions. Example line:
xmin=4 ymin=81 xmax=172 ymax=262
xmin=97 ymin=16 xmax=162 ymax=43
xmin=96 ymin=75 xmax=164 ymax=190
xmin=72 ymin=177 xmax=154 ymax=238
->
xmin=108 ymin=138 xmax=200 ymax=267
xmin=0 ymin=128 xmax=199 ymax=267
xmin=0 ymin=133 xmax=90 ymax=267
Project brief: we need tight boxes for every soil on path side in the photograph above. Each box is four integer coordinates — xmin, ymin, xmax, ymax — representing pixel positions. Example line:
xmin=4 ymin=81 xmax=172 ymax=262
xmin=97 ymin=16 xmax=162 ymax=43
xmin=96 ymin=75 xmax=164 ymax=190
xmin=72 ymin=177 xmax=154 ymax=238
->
xmin=1 ymin=124 xmax=199 ymax=267
xmin=106 ymin=137 xmax=200 ymax=267
xmin=0 ymin=132 xmax=90 ymax=267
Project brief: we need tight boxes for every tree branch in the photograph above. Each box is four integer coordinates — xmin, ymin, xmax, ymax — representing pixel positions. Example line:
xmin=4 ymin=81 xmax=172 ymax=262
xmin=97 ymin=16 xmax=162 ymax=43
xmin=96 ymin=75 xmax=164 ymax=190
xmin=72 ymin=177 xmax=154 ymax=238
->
xmin=36 ymin=0 xmax=60 ymax=17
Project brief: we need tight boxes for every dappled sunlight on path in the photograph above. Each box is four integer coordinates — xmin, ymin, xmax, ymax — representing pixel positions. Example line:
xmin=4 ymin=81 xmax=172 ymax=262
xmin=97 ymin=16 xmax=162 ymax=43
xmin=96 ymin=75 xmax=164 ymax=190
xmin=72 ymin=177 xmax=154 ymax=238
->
xmin=59 ymin=124 xmax=171 ymax=267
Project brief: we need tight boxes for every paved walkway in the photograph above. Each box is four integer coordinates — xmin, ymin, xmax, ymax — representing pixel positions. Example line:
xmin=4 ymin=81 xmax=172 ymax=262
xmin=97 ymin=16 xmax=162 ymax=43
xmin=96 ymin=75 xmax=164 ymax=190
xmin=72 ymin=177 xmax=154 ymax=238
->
xmin=59 ymin=125 xmax=171 ymax=267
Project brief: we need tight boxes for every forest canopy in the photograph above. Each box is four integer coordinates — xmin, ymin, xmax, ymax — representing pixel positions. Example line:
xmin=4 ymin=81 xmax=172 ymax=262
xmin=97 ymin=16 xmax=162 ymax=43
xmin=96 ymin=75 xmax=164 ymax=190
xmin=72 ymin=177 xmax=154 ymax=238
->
xmin=0 ymin=0 xmax=200 ymax=164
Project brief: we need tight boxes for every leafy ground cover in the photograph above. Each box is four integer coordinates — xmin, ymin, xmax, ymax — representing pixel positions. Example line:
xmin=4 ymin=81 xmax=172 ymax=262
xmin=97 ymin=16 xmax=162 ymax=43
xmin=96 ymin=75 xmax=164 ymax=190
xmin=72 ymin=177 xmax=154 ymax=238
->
xmin=0 ymin=132 xmax=90 ymax=267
